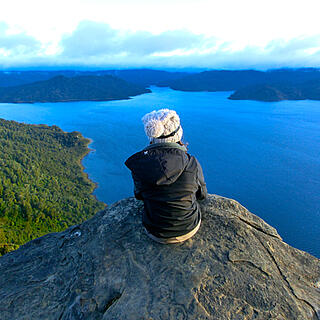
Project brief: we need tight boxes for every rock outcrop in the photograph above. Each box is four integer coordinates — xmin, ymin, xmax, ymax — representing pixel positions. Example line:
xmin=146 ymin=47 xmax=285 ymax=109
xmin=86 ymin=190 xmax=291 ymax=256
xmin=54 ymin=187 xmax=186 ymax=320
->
xmin=0 ymin=195 xmax=319 ymax=319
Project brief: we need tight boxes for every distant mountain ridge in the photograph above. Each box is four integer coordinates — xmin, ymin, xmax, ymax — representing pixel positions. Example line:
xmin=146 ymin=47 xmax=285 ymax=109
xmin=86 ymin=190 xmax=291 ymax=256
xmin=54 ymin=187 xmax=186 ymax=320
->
xmin=105 ymin=69 xmax=189 ymax=87
xmin=229 ymin=79 xmax=320 ymax=101
xmin=161 ymin=68 xmax=320 ymax=91
xmin=160 ymin=70 xmax=266 ymax=91
xmin=0 ymin=75 xmax=151 ymax=103
xmin=160 ymin=68 xmax=320 ymax=101
xmin=0 ymin=69 xmax=189 ymax=88
xmin=0 ymin=71 xmax=83 ymax=87
xmin=1 ymin=68 xmax=320 ymax=102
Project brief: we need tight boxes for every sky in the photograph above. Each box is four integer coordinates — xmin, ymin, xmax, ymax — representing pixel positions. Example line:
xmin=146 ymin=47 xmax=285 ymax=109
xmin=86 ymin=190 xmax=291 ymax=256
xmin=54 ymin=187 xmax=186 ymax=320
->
xmin=0 ymin=0 xmax=320 ymax=70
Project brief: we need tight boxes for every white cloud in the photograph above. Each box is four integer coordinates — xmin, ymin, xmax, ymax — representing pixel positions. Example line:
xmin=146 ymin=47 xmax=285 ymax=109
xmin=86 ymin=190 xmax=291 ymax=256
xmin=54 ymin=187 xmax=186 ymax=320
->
xmin=60 ymin=21 xmax=209 ymax=58
xmin=0 ymin=20 xmax=320 ymax=69
xmin=0 ymin=22 xmax=41 ymax=55
xmin=56 ymin=22 xmax=320 ymax=69
xmin=0 ymin=0 xmax=320 ymax=69
xmin=1 ymin=0 xmax=320 ymax=45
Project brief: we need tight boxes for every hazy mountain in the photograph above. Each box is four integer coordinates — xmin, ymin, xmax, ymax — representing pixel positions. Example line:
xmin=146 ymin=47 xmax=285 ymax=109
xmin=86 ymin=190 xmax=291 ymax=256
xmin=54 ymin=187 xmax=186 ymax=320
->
xmin=161 ymin=70 xmax=266 ymax=91
xmin=104 ymin=69 xmax=189 ymax=87
xmin=0 ymin=71 xmax=88 ymax=87
xmin=228 ymin=80 xmax=320 ymax=101
xmin=0 ymin=69 xmax=189 ymax=88
xmin=1 ymin=68 xmax=320 ymax=102
xmin=0 ymin=75 xmax=151 ymax=103
xmin=163 ymin=68 xmax=320 ymax=92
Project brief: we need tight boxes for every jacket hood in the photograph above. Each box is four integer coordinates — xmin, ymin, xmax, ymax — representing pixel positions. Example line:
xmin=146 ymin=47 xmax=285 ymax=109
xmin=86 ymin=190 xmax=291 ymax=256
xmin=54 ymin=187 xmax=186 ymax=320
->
xmin=125 ymin=143 xmax=189 ymax=186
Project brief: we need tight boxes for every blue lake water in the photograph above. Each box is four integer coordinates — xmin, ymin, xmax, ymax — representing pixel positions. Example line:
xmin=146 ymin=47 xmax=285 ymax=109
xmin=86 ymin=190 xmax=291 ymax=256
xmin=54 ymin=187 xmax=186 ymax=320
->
xmin=0 ymin=86 xmax=319 ymax=258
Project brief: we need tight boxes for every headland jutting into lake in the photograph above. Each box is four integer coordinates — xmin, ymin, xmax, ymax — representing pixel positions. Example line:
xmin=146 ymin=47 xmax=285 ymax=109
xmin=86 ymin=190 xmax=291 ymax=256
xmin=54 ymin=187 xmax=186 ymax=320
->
xmin=0 ymin=118 xmax=105 ymax=255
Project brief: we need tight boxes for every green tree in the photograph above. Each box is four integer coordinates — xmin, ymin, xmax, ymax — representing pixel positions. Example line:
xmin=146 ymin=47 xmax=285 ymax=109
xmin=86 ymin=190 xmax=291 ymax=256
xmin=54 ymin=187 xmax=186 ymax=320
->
xmin=0 ymin=119 xmax=106 ymax=256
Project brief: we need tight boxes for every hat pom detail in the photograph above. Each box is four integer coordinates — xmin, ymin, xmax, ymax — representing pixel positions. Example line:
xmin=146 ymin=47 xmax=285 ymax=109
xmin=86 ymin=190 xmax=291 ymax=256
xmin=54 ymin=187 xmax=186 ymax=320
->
xmin=144 ymin=118 xmax=164 ymax=138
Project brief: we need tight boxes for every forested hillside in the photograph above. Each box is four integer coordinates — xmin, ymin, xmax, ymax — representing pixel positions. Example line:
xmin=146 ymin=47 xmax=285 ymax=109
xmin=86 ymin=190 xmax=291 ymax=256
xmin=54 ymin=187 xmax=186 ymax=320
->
xmin=228 ymin=79 xmax=320 ymax=101
xmin=162 ymin=68 xmax=320 ymax=93
xmin=0 ymin=119 xmax=105 ymax=255
xmin=0 ymin=75 xmax=151 ymax=103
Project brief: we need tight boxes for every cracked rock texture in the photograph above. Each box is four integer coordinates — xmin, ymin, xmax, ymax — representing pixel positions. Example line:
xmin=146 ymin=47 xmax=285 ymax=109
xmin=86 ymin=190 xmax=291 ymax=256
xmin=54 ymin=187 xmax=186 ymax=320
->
xmin=0 ymin=195 xmax=319 ymax=320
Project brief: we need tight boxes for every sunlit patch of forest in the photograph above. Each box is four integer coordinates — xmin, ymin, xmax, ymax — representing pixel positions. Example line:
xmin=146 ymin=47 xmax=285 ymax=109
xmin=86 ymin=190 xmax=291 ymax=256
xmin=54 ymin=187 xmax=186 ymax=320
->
xmin=0 ymin=119 xmax=105 ymax=255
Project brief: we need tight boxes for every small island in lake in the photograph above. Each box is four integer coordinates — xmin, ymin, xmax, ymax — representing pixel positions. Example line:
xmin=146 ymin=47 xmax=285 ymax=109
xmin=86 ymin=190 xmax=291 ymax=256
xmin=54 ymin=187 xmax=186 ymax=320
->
xmin=0 ymin=74 xmax=151 ymax=103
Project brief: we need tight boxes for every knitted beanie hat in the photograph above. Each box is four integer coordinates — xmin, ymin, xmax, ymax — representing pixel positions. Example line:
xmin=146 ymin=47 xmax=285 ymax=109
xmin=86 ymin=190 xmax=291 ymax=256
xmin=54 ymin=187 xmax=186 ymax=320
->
xmin=142 ymin=109 xmax=183 ymax=143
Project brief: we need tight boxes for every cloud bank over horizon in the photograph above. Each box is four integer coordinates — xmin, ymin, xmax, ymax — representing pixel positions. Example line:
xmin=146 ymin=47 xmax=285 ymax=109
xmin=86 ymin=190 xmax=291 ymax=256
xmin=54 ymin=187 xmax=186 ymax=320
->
xmin=0 ymin=20 xmax=320 ymax=70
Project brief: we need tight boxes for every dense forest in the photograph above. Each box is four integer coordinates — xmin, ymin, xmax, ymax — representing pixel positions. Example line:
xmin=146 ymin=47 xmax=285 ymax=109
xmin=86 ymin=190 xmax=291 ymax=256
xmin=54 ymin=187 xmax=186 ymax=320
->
xmin=0 ymin=119 xmax=105 ymax=255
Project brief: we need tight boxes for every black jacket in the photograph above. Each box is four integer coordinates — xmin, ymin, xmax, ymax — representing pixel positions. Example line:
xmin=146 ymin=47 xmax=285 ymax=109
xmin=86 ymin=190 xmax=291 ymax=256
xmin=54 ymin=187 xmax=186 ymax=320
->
xmin=125 ymin=142 xmax=207 ymax=238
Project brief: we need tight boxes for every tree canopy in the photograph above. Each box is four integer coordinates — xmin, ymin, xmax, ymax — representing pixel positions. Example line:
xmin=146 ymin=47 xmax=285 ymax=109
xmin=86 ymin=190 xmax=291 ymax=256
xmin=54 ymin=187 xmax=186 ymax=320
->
xmin=0 ymin=119 xmax=105 ymax=255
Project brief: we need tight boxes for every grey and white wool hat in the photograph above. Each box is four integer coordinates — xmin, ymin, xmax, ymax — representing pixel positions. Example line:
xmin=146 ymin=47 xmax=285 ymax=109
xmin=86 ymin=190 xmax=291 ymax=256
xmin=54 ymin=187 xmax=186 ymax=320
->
xmin=142 ymin=108 xmax=183 ymax=143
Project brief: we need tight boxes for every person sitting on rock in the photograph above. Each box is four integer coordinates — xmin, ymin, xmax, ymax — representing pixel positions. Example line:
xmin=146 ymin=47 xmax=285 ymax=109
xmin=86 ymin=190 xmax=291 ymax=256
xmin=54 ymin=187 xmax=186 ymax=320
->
xmin=125 ymin=108 xmax=207 ymax=244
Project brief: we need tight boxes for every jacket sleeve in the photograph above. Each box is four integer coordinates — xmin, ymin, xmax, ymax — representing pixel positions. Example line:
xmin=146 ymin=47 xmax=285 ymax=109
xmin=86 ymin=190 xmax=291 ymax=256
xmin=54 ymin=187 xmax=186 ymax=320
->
xmin=132 ymin=174 xmax=144 ymax=200
xmin=195 ymin=158 xmax=208 ymax=200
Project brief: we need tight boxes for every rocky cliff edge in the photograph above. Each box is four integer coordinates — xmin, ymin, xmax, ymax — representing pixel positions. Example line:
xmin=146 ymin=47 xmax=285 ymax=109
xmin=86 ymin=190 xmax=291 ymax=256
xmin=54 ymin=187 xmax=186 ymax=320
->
xmin=0 ymin=195 xmax=319 ymax=320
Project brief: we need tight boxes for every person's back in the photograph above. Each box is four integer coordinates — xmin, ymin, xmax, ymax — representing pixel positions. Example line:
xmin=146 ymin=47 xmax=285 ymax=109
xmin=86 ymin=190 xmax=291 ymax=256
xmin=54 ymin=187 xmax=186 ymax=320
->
xmin=125 ymin=109 xmax=207 ymax=243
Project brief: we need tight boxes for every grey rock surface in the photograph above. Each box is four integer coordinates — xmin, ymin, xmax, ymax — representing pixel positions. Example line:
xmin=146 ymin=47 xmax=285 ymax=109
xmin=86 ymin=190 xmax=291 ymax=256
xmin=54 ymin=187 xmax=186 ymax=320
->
xmin=0 ymin=194 xmax=319 ymax=320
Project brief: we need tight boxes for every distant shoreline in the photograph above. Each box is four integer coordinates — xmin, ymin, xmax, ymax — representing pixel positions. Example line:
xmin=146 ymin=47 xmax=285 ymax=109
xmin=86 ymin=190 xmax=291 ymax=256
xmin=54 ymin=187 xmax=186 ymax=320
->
xmin=0 ymin=96 xmax=135 ymax=104
xmin=78 ymin=135 xmax=105 ymax=206
xmin=0 ymin=74 xmax=152 ymax=104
